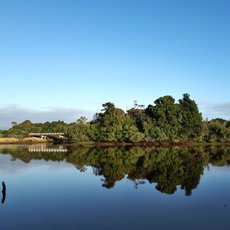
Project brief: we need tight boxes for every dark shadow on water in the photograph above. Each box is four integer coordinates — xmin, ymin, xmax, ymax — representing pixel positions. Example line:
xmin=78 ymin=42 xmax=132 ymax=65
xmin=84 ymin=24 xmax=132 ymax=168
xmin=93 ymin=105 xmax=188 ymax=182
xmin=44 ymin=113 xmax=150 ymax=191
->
xmin=2 ymin=181 xmax=6 ymax=204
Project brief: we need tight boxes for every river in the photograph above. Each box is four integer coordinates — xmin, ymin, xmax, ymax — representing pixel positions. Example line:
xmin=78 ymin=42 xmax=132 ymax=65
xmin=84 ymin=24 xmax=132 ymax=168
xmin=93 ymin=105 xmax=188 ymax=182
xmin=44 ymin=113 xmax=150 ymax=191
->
xmin=0 ymin=144 xmax=230 ymax=229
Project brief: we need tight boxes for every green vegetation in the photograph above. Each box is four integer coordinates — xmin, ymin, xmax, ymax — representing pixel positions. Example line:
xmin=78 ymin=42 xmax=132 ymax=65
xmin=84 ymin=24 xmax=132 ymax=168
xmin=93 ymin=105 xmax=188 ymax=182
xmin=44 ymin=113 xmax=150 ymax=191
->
xmin=1 ymin=93 xmax=229 ymax=144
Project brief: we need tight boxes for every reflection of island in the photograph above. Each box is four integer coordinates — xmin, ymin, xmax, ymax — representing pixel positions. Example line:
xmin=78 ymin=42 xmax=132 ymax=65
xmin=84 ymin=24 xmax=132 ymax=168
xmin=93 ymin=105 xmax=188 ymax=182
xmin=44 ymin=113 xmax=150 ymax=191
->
xmin=2 ymin=181 xmax=6 ymax=204
xmin=1 ymin=145 xmax=230 ymax=196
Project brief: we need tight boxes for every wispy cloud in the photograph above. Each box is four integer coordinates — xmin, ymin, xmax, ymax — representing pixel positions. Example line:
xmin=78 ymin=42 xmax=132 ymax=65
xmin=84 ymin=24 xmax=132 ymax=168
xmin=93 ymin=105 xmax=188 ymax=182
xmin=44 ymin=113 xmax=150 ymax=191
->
xmin=210 ymin=103 xmax=230 ymax=113
xmin=0 ymin=105 xmax=94 ymax=129
xmin=199 ymin=102 xmax=230 ymax=120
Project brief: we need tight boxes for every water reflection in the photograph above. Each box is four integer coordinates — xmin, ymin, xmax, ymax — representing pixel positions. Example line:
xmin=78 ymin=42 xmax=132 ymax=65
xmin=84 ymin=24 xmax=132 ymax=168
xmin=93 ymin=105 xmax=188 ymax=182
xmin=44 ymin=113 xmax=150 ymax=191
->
xmin=0 ymin=145 xmax=230 ymax=196
xmin=2 ymin=181 xmax=6 ymax=204
xmin=28 ymin=144 xmax=68 ymax=153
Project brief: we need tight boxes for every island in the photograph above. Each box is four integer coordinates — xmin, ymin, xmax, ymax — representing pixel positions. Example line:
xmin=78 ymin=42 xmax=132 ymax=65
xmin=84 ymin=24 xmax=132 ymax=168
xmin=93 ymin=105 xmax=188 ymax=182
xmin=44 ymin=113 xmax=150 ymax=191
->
xmin=0 ymin=94 xmax=229 ymax=145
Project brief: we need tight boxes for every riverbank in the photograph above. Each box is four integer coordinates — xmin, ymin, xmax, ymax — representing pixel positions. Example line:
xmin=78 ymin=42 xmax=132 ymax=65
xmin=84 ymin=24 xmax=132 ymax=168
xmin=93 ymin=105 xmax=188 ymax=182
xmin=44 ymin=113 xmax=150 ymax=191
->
xmin=0 ymin=138 xmax=229 ymax=147
xmin=68 ymin=140 xmax=230 ymax=148
xmin=0 ymin=137 xmax=49 ymax=144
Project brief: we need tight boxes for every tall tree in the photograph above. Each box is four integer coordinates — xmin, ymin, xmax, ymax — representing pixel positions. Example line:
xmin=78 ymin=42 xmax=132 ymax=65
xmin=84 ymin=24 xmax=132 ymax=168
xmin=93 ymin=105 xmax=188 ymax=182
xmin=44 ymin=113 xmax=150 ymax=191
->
xmin=94 ymin=102 xmax=144 ymax=142
xmin=145 ymin=95 xmax=181 ymax=140
xmin=179 ymin=93 xmax=202 ymax=139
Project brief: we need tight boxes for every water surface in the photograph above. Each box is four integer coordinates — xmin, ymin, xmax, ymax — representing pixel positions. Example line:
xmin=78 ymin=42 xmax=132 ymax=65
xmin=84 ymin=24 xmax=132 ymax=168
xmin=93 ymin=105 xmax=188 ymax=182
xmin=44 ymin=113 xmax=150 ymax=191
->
xmin=0 ymin=144 xmax=230 ymax=229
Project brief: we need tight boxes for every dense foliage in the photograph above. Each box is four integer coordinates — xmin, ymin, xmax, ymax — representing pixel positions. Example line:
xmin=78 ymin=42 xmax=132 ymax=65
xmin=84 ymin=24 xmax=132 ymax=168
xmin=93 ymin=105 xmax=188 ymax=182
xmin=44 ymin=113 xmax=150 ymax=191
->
xmin=1 ymin=94 xmax=229 ymax=143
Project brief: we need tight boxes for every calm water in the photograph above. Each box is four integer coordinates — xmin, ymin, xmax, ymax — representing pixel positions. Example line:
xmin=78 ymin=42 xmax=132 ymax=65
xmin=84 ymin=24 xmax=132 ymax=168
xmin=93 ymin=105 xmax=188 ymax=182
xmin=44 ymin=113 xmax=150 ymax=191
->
xmin=0 ymin=144 xmax=230 ymax=230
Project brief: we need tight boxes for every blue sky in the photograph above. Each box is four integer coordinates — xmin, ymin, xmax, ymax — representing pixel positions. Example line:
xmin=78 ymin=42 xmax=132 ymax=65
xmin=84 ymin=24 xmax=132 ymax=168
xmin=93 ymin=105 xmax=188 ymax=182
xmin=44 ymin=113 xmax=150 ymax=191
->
xmin=0 ymin=0 xmax=230 ymax=128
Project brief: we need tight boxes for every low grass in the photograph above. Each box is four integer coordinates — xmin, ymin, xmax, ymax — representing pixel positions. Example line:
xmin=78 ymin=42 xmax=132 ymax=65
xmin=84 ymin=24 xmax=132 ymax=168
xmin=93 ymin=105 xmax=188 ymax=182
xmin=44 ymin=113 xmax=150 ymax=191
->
xmin=0 ymin=137 xmax=48 ymax=144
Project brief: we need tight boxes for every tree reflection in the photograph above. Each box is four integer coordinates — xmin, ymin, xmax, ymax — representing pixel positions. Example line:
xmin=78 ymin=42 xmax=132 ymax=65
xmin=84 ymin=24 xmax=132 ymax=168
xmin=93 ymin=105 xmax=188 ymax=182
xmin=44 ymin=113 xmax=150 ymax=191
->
xmin=1 ymin=145 xmax=230 ymax=196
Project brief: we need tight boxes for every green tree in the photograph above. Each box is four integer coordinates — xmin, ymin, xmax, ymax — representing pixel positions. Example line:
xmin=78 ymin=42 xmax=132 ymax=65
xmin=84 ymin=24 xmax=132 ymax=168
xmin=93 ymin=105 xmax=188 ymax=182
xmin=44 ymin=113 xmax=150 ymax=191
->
xmin=178 ymin=93 xmax=202 ymax=140
xmin=145 ymin=95 xmax=181 ymax=140
xmin=94 ymin=102 xmax=144 ymax=142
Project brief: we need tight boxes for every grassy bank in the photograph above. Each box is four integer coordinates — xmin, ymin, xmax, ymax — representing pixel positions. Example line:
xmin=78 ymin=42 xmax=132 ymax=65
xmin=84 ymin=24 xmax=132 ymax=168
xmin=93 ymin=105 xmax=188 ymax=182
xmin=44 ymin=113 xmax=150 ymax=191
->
xmin=0 ymin=137 xmax=49 ymax=144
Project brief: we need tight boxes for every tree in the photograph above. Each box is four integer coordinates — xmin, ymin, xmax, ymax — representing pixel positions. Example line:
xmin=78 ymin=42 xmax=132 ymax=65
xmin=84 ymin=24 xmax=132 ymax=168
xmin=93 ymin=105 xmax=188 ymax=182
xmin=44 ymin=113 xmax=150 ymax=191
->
xmin=11 ymin=121 xmax=18 ymax=127
xmin=145 ymin=95 xmax=181 ymax=140
xmin=76 ymin=116 xmax=87 ymax=124
xmin=94 ymin=102 xmax=144 ymax=142
xmin=179 ymin=93 xmax=202 ymax=140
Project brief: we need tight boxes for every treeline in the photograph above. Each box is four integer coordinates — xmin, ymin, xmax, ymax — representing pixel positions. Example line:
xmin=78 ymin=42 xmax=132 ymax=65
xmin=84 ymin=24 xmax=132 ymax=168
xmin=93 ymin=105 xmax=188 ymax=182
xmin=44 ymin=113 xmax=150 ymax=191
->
xmin=1 ymin=93 xmax=230 ymax=143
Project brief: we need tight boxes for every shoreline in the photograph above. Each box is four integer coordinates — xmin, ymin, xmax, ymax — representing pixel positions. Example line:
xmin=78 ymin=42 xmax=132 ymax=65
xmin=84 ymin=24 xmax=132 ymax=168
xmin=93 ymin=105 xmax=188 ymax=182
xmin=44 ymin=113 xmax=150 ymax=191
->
xmin=69 ymin=141 xmax=230 ymax=148
xmin=1 ymin=138 xmax=229 ymax=147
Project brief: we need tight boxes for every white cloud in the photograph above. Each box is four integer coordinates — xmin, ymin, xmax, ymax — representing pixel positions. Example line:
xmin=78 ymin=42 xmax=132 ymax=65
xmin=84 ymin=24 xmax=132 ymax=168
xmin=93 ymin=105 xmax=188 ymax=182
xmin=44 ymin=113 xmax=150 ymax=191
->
xmin=199 ymin=102 xmax=230 ymax=120
xmin=0 ymin=105 xmax=94 ymax=129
